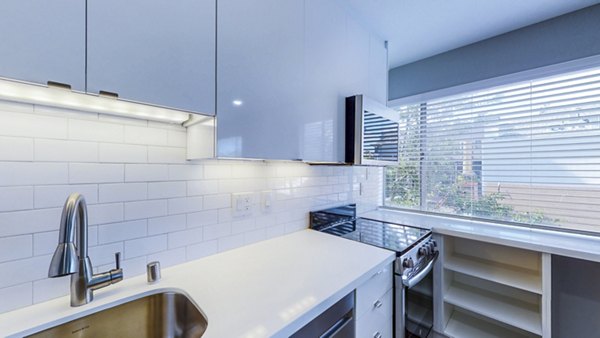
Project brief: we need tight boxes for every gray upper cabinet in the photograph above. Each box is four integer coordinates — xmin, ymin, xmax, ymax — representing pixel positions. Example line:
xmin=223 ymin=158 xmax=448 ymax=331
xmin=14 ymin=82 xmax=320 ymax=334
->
xmin=217 ymin=0 xmax=388 ymax=162
xmin=217 ymin=0 xmax=305 ymax=160
xmin=0 ymin=0 xmax=85 ymax=91
xmin=87 ymin=0 xmax=216 ymax=115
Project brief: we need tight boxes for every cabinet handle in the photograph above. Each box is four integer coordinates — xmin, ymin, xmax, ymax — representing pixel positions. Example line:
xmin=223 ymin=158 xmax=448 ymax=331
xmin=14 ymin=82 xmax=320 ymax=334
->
xmin=99 ymin=90 xmax=119 ymax=99
xmin=47 ymin=81 xmax=71 ymax=90
xmin=373 ymin=300 xmax=383 ymax=309
xmin=373 ymin=332 xmax=382 ymax=338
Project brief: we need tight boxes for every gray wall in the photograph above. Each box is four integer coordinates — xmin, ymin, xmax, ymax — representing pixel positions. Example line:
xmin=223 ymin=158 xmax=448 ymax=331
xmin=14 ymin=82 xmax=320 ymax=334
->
xmin=552 ymin=255 xmax=600 ymax=337
xmin=388 ymin=4 xmax=600 ymax=101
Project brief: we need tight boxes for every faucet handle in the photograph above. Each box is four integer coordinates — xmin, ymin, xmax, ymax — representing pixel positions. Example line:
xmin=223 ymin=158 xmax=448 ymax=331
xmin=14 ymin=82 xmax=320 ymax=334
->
xmin=114 ymin=252 xmax=121 ymax=270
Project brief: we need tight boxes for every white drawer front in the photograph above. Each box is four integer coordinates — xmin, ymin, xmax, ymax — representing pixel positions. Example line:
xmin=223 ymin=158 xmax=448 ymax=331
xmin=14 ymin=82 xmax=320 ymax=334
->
xmin=356 ymin=289 xmax=394 ymax=338
xmin=356 ymin=263 xmax=393 ymax=317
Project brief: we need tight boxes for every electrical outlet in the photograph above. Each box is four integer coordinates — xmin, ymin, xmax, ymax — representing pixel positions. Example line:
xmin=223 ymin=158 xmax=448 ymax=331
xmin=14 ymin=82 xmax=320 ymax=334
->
xmin=232 ymin=192 xmax=253 ymax=217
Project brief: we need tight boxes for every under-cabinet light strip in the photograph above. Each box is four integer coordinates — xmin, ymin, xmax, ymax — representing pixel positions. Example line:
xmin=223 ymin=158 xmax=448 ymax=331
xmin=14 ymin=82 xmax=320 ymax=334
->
xmin=0 ymin=78 xmax=191 ymax=124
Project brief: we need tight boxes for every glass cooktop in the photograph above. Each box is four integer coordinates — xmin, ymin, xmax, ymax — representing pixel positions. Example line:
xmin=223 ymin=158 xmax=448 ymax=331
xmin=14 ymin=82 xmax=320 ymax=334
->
xmin=310 ymin=205 xmax=430 ymax=255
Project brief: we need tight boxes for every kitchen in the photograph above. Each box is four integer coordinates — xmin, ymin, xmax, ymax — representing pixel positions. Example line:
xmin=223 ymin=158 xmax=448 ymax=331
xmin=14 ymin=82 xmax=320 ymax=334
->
xmin=0 ymin=0 xmax=599 ymax=337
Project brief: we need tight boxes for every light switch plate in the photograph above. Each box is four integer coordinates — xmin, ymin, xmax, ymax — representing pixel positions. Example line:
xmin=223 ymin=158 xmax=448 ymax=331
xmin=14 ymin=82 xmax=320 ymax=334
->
xmin=261 ymin=191 xmax=273 ymax=213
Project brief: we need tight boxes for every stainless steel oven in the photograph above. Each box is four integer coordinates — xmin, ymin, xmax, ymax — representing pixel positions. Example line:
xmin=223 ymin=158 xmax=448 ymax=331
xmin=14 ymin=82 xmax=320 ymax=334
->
xmin=309 ymin=205 xmax=439 ymax=338
xmin=395 ymin=237 xmax=437 ymax=338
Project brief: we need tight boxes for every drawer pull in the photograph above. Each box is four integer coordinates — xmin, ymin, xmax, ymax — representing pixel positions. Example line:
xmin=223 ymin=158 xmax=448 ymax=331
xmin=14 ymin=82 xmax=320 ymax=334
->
xmin=373 ymin=300 xmax=383 ymax=309
xmin=373 ymin=332 xmax=382 ymax=338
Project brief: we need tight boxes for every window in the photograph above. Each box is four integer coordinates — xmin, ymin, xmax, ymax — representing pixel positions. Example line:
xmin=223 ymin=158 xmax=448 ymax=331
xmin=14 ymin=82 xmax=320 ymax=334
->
xmin=385 ymin=65 xmax=600 ymax=233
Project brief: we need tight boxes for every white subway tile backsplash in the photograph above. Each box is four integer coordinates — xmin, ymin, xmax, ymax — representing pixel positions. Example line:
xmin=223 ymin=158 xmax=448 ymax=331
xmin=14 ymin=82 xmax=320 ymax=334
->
xmin=168 ymin=164 xmax=203 ymax=181
xmin=0 ymin=111 xmax=67 ymax=139
xmin=33 ymin=231 xmax=59 ymax=256
xmin=98 ymin=220 xmax=147 ymax=244
xmin=232 ymin=219 xmax=255 ymax=235
xmin=203 ymin=222 xmax=232 ymax=241
xmin=125 ymin=164 xmax=169 ymax=182
xmin=203 ymin=194 xmax=231 ymax=210
xmin=0 ymin=208 xmax=62 ymax=237
xmin=218 ymin=234 xmax=245 ymax=252
xmin=124 ymin=126 xmax=168 ymax=146
xmin=186 ymin=240 xmax=218 ymax=260
xmin=0 ymin=136 xmax=34 ymax=161
xmin=0 ymin=103 xmax=381 ymax=315
xmin=87 ymin=203 xmax=124 ymax=225
xmin=89 ymin=242 xmax=123 ymax=266
xmin=148 ymin=181 xmax=186 ymax=199
xmin=187 ymin=210 xmax=219 ymax=228
xmin=0 ymin=162 xmax=68 ymax=187
xmin=167 ymin=130 xmax=187 ymax=148
xmin=147 ymin=247 xmax=186 ymax=268
xmin=147 ymin=214 xmax=186 ymax=235
xmin=0 ymin=283 xmax=32 ymax=313
xmin=0 ymin=186 xmax=33 ymax=212
xmin=204 ymin=164 xmax=232 ymax=179
xmin=0 ymin=255 xmax=50 ymax=289
xmin=0 ymin=235 xmax=32 ymax=263
xmin=34 ymin=139 xmax=98 ymax=162
xmin=148 ymin=146 xmax=186 ymax=164
xmin=32 ymin=277 xmax=69 ymax=304
xmin=34 ymin=184 xmax=98 ymax=208
xmin=168 ymin=227 xmax=203 ymax=249
xmin=167 ymin=196 xmax=203 ymax=215
xmin=70 ymin=163 xmax=124 ymax=184
xmin=124 ymin=200 xmax=168 ymax=220
xmin=187 ymin=180 xmax=218 ymax=196
xmin=124 ymin=235 xmax=167 ymax=259
xmin=244 ymin=228 xmax=267 ymax=245
xmin=99 ymin=183 xmax=147 ymax=203
xmin=99 ymin=143 xmax=147 ymax=163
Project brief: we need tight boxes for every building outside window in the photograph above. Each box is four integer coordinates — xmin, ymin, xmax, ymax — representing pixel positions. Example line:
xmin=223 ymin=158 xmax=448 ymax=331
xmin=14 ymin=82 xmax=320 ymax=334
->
xmin=385 ymin=65 xmax=600 ymax=233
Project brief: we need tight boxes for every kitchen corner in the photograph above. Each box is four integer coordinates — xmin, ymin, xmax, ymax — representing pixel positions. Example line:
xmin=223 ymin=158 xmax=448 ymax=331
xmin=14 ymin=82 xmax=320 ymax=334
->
xmin=0 ymin=230 xmax=394 ymax=337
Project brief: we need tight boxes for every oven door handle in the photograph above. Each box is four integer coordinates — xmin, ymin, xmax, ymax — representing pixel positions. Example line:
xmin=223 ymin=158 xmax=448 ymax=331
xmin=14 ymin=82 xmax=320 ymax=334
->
xmin=402 ymin=251 xmax=438 ymax=289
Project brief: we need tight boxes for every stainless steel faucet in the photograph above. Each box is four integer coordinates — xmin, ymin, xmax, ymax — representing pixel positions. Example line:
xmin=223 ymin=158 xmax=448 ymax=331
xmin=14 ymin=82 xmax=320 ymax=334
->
xmin=48 ymin=193 xmax=123 ymax=307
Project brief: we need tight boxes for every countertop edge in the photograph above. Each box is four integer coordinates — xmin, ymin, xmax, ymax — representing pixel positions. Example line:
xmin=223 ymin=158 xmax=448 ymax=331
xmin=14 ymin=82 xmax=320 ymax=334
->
xmin=361 ymin=209 xmax=600 ymax=263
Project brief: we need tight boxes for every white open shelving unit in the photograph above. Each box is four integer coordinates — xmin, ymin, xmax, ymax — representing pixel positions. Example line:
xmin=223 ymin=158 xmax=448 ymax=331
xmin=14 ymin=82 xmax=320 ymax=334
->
xmin=434 ymin=235 xmax=551 ymax=338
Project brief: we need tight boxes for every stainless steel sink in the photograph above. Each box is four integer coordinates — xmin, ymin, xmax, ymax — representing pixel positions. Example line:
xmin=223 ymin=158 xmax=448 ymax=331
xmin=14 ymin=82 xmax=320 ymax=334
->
xmin=26 ymin=291 xmax=208 ymax=338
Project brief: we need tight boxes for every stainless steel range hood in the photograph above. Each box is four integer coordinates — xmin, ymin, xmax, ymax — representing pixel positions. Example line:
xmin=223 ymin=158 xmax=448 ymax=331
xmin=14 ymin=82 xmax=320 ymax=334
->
xmin=345 ymin=94 xmax=399 ymax=166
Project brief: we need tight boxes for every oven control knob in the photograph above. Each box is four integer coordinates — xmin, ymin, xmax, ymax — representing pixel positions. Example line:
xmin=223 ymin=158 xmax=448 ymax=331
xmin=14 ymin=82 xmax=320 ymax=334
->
xmin=418 ymin=246 xmax=428 ymax=257
xmin=402 ymin=258 xmax=414 ymax=269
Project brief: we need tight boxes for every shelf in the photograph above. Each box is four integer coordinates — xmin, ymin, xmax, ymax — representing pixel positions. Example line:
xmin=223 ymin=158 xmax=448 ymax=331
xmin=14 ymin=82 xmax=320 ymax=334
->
xmin=444 ymin=282 xmax=542 ymax=335
xmin=445 ymin=308 xmax=540 ymax=338
xmin=445 ymin=253 xmax=542 ymax=294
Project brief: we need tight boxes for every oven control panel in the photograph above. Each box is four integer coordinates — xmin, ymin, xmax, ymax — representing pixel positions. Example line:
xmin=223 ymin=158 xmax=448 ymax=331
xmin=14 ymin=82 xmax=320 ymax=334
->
xmin=395 ymin=234 xmax=438 ymax=276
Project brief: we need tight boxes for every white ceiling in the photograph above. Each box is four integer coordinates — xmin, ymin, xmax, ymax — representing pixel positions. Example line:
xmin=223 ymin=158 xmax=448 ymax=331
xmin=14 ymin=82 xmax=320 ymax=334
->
xmin=343 ymin=0 xmax=600 ymax=69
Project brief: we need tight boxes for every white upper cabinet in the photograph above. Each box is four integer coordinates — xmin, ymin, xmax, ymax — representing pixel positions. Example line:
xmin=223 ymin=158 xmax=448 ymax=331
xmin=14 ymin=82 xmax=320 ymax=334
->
xmin=217 ymin=0 xmax=388 ymax=162
xmin=302 ymin=0 xmax=347 ymax=162
xmin=217 ymin=0 xmax=305 ymax=160
xmin=0 ymin=0 xmax=85 ymax=91
xmin=87 ymin=0 xmax=216 ymax=115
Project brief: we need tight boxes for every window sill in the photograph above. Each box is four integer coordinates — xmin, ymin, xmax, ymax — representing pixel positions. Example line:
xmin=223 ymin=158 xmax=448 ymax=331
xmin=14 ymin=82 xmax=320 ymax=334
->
xmin=359 ymin=208 xmax=600 ymax=263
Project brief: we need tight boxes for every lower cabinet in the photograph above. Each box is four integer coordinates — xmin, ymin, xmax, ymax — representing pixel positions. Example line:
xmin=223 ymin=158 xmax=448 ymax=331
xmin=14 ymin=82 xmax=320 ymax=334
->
xmin=435 ymin=235 xmax=551 ymax=338
xmin=355 ymin=263 xmax=393 ymax=338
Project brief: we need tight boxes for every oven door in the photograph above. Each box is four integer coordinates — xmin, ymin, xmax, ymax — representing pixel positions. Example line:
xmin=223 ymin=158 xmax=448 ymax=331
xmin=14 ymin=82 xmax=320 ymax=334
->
xmin=395 ymin=252 xmax=437 ymax=338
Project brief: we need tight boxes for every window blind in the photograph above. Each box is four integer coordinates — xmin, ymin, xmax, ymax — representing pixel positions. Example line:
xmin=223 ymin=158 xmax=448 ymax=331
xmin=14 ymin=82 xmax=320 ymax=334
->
xmin=385 ymin=66 xmax=600 ymax=233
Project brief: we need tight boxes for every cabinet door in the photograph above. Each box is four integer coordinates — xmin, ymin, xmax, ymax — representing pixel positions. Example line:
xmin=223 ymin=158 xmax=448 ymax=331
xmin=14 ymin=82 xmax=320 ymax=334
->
xmin=0 ymin=0 xmax=85 ymax=91
xmin=369 ymin=35 xmax=388 ymax=104
xmin=217 ymin=0 xmax=305 ymax=160
xmin=302 ymin=0 xmax=347 ymax=162
xmin=87 ymin=0 xmax=215 ymax=114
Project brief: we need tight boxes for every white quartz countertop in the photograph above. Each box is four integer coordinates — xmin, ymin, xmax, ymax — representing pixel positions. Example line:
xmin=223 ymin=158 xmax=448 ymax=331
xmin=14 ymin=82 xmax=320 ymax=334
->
xmin=0 ymin=230 xmax=395 ymax=338
xmin=361 ymin=208 xmax=600 ymax=263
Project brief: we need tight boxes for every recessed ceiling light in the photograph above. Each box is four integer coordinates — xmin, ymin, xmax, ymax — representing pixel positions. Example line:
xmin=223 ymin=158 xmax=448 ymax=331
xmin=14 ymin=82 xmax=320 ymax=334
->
xmin=232 ymin=100 xmax=243 ymax=106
